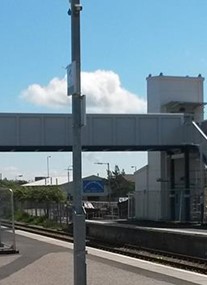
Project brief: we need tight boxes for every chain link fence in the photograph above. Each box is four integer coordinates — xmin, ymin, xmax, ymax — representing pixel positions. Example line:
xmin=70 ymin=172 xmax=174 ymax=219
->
xmin=15 ymin=188 xmax=207 ymax=224
xmin=134 ymin=187 xmax=207 ymax=223
xmin=16 ymin=199 xmax=130 ymax=224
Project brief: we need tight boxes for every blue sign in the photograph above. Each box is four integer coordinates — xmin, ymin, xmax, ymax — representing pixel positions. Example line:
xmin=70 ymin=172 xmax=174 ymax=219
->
xmin=83 ymin=180 xmax=104 ymax=193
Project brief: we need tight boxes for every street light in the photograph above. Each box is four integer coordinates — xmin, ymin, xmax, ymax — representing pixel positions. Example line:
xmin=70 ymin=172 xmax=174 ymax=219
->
xmin=94 ymin=162 xmax=111 ymax=206
xmin=47 ymin=156 xmax=51 ymax=179
xmin=65 ymin=165 xmax=73 ymax=183
xmin=65 ymin=166 xmax=73 ymax=202
xmin=94 ymin=162 xmax=110 ymax=177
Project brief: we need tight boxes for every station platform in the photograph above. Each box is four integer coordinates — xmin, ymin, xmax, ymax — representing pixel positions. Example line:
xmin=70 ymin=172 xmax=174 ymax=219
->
xmin=87 ymin=219 xmax=207 ymax=235
xmin=0 ymin=229 xmax=207 ymax=285
xmin=85 ymin=220 xmax=207 ymax=259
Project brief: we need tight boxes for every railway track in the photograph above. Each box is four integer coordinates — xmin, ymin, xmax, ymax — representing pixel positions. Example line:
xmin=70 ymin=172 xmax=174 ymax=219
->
xmin=89 ymin=239 xmax=207 ymax=274
xmin=2 ymin=220 xmax=207 ymax=275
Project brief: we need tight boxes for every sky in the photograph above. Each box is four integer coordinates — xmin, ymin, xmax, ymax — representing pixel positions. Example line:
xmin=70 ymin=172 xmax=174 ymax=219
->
xmin=1 ymin=0 xmax=207 ymax=181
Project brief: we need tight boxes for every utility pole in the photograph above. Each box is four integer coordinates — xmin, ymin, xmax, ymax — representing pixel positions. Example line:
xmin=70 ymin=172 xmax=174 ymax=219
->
xmin=65 ymin=166 xmax=73 ymax=183
xmin=47 ymin=156 xmax=51 ymax=179
xmin=68 ymin=1 xmax=87 ymax=285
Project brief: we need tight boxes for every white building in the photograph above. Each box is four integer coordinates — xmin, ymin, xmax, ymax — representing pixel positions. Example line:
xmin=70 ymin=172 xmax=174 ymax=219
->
xmin=23 ymin=175 xmax=109 ymax=201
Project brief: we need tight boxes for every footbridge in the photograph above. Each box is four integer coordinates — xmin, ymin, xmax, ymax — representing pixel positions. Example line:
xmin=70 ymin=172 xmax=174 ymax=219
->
xmin=0 ymin=113 xmax=200 ymax=152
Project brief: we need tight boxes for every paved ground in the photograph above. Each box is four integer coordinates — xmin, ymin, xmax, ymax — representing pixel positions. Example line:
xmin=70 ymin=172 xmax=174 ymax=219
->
xmin=0 ymin=230 xmax=206 ymax=285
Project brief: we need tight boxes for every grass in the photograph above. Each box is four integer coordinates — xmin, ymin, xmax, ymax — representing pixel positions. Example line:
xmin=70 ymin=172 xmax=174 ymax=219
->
xmin=14 ymin=210 xmax=62 ymax=230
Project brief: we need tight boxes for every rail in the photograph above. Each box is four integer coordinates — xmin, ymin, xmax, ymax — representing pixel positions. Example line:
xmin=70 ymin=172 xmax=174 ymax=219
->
xmin=1 ymin=220 xmax=207 ymax=275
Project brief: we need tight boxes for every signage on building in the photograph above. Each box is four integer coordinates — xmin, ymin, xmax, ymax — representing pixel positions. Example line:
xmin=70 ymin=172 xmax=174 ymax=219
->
xmin=83 ymin=180 xmax=104 ymax=193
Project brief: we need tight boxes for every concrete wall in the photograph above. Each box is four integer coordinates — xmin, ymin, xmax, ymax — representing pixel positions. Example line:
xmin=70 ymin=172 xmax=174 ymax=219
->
xmin=86 ymin=221 xmax=207 ymax=259
xmin=135 ymin=161 xmax=162 ymax=220
xmin=135 ymin=166 xmax=148 ymax=192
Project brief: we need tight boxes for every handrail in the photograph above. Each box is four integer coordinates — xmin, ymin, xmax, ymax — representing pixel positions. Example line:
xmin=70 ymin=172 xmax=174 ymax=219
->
xmin=192 ymin=121 xmax=207 ymax=141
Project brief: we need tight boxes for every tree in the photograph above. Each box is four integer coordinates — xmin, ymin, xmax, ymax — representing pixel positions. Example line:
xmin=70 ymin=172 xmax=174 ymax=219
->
xmin=13 ymin=185 xmax=66 ymax=217
xmin=109 ymin=165 xmax=135 ymax=199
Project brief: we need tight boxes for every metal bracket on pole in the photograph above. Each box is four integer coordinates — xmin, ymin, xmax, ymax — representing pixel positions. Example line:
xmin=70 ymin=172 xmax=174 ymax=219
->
xmin=67 ymin=61 xmax=77 ymax=96
xmin=81 ymin=95 xmax=86 ymax=127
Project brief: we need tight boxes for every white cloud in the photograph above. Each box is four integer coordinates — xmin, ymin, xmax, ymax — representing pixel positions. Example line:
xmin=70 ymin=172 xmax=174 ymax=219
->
xmin=21 ymin=77 xmax=69 ymax=109
xmin=82 ymin=70 xmax=146 ymax=113
xmin=20 ymin=70 xmax=147 ymax=113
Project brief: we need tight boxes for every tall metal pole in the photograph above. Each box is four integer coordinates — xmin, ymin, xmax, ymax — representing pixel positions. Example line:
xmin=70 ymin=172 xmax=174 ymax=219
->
xmin=47 ymin=156 xmax=51 ymax=178
xmin=9 ymin=189 xmax=16 ymax=251
xmin=65 ymin=166 xmax=73 ymax=183
xmin=106 ymin=162 xmax=111 ymax=210
xmin=69 ymin=1 xmax=86 ymax=285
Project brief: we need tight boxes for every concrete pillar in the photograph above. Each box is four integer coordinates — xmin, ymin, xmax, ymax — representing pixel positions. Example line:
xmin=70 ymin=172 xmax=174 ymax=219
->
xmin=170 ymin=157 xmax=175 ymax=220
xmin=184 ymin=149 xmax=190 ymax=221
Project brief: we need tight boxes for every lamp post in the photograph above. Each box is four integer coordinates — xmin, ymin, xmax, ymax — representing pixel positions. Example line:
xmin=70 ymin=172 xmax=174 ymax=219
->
xmin=47 ymin=156 xmax=51 ymax=178
xmin=94 ymin=162 xmax=111 ymax=206
xmin=94 ymin=162 xmax=110 ymax=177
xmin=65 ymin=166 xmax=73 ymax=183
xmin=47 ymin=156 xmax=51 ymax=185
xmin=65 ymin=166 xmax=73 ymax=201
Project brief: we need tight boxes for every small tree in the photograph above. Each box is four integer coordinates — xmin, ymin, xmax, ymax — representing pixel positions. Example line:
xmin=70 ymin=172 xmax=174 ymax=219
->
xmin=109 ymin=165 xmax=135 ymax=199
xmin=13 ymin=185 xmax=66 ymax=218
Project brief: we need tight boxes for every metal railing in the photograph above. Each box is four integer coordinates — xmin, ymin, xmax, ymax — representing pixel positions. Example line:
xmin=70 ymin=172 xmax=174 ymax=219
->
xmin=0 ymin=188 xmax=17 ymax=252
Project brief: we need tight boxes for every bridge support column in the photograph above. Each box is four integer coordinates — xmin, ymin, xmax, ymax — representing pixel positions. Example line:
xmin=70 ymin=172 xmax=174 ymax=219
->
xmin=184 ymin=148 xmax=190 ymax=222
xmin=170 ymin=157 xmax=175 ymax=220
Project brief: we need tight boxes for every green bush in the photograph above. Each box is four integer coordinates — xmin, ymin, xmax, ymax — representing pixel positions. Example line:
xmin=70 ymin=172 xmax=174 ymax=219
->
xmin=14 ymin=210 xmax=61 ymax=229
xmin=42 ymin=219 xmax=61 ymax=229
xmin=15 ymin=210 xmax=31 ymax=222
xmin=33 ymin=216 xmax=46 ymax=224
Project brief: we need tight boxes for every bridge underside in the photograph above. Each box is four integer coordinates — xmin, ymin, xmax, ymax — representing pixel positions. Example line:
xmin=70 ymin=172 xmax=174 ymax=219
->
xmin=0 ymin=144 xmax=197 ymax=152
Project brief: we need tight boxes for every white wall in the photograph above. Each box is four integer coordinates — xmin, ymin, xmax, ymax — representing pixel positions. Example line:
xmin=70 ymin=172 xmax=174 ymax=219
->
xmin=135 ymin=166 xmax=148 ymax=191
xmin=147 ymin=75 xmax=204 ymax=116
xmin=134 ymin=158 xmax=163 ymax=220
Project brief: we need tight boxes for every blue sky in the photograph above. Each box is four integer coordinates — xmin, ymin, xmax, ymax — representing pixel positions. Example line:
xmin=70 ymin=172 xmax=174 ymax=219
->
xmin=0 ymin=0 xmax=207 ymax=180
